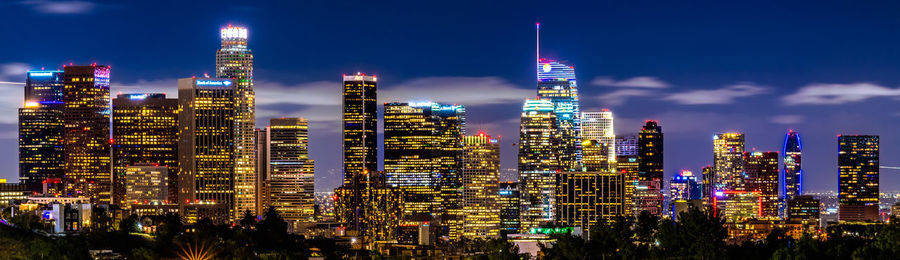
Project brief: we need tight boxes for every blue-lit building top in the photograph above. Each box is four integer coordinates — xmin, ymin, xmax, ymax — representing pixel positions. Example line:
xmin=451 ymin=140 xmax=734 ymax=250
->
xmin=783 ymin=131 xmax=802 ymax=200
xmin=25 ymin=70 xmax=64 ymax=106
xmin=670 ymin=170 xmax=702 ymax=201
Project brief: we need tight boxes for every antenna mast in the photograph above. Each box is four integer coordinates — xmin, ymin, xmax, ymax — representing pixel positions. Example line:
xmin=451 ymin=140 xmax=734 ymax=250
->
xmin=536 ymin=22 xmax=540 ymax=81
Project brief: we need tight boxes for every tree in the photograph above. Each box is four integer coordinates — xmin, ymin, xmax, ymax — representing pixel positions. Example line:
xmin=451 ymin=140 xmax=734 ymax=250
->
xmin=655 ymin=208 xmax=727 ymax=260
xmin=634 ymin=211 xmax=658 ymax=244
xmin=118 ymin=214 xmax=140 ymax=233
xmin=240 ymin=210 xmax=256 ymax=229
xmin=479 ymin=238 xmax=528 ymax=260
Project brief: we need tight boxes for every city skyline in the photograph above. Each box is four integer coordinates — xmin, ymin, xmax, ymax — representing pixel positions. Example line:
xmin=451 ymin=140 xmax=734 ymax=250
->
xmin=1 ymin=1 xmax=899 ymax=194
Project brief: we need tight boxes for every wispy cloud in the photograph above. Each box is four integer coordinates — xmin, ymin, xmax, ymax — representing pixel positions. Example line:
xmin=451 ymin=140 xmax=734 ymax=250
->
xmin=380 ymin=77 xmax=532 ymax=105
xmin=596 ymin=89 xmax=655 ymax=106
xmin=18 ymin=0 xmax=97 ymax=14
xmin=256 ymin=80 xmax=340 ymax=106
xmin=771 ymin=115 xmax=804 ymax=124
xmin=664 ymin=83 xmax=768 ymax=105
xmin=591 ymin=76 xmax=670 ymax=88
xmin=0 ymin=62 xmax=29 ymax=82
xmin=782 ymin=82 xmax=900 ymax=105
xmin=0 ymin=63 xmax=29 ymax=125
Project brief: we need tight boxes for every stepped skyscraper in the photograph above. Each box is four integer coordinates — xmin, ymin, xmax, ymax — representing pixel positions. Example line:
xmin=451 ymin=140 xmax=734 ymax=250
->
xmin=216 ymin=25 xmax=256 ymax=216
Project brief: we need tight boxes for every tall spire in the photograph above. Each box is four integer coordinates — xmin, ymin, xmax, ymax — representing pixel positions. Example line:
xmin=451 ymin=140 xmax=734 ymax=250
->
xmin=536 ymin=22 xmax=540 ymax=81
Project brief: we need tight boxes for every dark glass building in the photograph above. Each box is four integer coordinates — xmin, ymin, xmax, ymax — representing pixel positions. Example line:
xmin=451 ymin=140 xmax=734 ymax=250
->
xmin=63 ymin=65 xmax=112 ymax=204
xmin=636 ymin=121 xmax=663 ymax=216
xmin=837 ymin=135 xmax=879 ymax=222
xmin=335 ymin=73 xmax=378 ymax=235
xmin=498 ymin=181 xmax=520 ymax=235
xmin=18 ymin=70 xmax=65 ymax=193
xmin=112 ymin=93 xmax=178 ymax=206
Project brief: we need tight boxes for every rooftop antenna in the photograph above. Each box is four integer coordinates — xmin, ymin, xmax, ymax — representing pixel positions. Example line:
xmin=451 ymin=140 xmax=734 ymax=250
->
xmin=536 ymin=22 xmax=540 ymax=82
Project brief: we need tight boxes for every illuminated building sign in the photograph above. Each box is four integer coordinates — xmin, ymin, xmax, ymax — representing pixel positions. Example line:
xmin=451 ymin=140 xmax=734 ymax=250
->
xmin=28 ymin=72 xmax=54 ymax=77
xmin=529 ymin=227 xmax=573 ymax=235
xmin=127 ymin=94 xmax=147 ymax=100
xmin=196 ymin=79 xmax=232 ymax=87
xmin=221 ymin=26 xmax=248 ymax=39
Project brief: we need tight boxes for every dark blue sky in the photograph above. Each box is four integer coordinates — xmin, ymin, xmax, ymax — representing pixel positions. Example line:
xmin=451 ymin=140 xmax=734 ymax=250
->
xmin=0 ymin=0 xmax=898 ymax=193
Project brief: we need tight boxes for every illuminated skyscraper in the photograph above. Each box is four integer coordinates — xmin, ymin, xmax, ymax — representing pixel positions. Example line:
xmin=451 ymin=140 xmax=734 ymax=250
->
xmin=263 ymin=118 xmax=316 ymax=230
xmin=177 ymin=78 xmax=235 ymax=213
xmin=713 ymin=133 xmax=746 ymax=192
xmin=336 ymin=73 xmax=377 ymax=234
xmin=112 ymin=93 xmax=178 ymax=206
xmin=63 ymin=65 xmax=111 ymax=204
xmin=783 ymin=131 xmax=802 ymax=200
xmin=216 ymin=25 xmax=257 ymax=216
xmin=838 ymin=135 xmax=879 ymax=222
xmin=581 ymin=110 xmax=615 ymax=168
xmin=518 ymin=99 xmax=558 ymax=231
xmin=636 ymin=121 xmax=663 ymax=216
xmin=384 ymin=102 xmax=464 ymax=241
xmin=537 ymin=59 xmax=580 ymax=171
xmin=616 ymin=134 xmax=639 ymax=217
xmin=19 ymin=70 xmax=65 ymax=193
xmin=461 ymin=134 xmax=500 ymax=239
xmin=498 ymin=182 xmax=520 ymax=235
xmin=744 ymin=151 xmax=779 ymax=218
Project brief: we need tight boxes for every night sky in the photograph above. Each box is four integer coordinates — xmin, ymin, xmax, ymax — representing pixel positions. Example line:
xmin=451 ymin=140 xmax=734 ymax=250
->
xmin=1 ymin=0 xmax=898 ymax=193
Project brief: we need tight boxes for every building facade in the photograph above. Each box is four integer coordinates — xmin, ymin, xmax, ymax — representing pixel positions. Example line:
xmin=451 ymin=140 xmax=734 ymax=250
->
xmin=216 ymin=25 xmax=256 ymax=216
xmin=177 ymin=78 xmax=235 ymax=214
xmin=384 ymin=102 xmax=465 ymax=242
xmin=745 ymin=151 xmax=779 ymax=218
xmin=265 ymin=118 xmax=316 ymax=230
xmin=63 ymin=65 xmax=112 ymax=204
xmin=581 ymin=110 xmax=615 ymax=168
xmin=616 ymin=135 xmax=639 ymax=217
xmin=19 ymin=70 xmax=65 ymax=193
xmin=336 ymin=73 xmax=378 ymax=235
xmin=124 ymin=164 xmax=169 ymax=206
xmin=837 ymin=135 xmax=879 ymax=222
xmin=518 ymin=99 xmax=559 ymax=231
xmin=112 ymin=93 xmax=178 ymax=206
xmin=713 ymin=133 xmax=746 ymax=193
xmin=461 ymin=134 xmax=501 ymax=239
